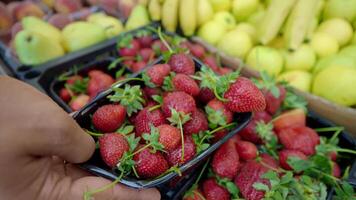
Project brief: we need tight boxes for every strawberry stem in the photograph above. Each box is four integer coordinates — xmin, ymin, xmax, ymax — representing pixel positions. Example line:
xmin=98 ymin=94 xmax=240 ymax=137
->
xmin=132 ymin=166 xmax=139 ymax=178
xmin=86 ymin=130 xmax=103 ymax=137
xmin=108 ymin=56 xmax=133 ymax=70
xmin=213 ymin=86 xmax=228 ymax=102
xmin=157 ymin=27 xmax=173 ymax=53
xmin=209 ymin=123 xmax=237 ymax=135
xmin=335 ymin=148 xmax=356 ymax=154
xmin=194 ymin=190 xmax=206 ymax=200
xmin=178 ymin=116 xmax=185 ymax=162
xmin=112 ymin=77 xmax=144 ymax=88
xmin=148 ymin=104 xmax=161 ymax=112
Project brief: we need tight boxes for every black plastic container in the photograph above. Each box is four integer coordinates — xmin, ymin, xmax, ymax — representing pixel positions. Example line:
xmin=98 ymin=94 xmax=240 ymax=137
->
xmin=169 ymin=111 xmax=356 ymax=200
xmin=72 ymin=56 xmax=252 ymax=190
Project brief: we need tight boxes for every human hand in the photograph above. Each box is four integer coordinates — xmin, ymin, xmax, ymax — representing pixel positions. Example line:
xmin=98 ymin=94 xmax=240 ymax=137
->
xmin=0 ymin=76 xmax=160 ymax=200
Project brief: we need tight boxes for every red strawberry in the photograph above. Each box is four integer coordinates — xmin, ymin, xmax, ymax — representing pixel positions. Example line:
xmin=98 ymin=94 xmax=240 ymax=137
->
xmin=92 ymin=104 xmax=126 ymax=133
xmin=224 ymin=77 xmax=266 ymax=113
xmin=69 ymin=94 xmax=89 ymax=111
xmin=328 ymin=151 xmax=337 ymax=161
xmin=332 ymin=161 xmax=341 ymax=178
xmin=152 ymin=40 xmax=168 ymax=52
xmin=122 ymin=59 xmax=134 ymax=68
xmin=263 ymin=86 xmax=286 ymax=115
xmin=235 ymin=140 xmax=258 ymax=161
xmin=260 ymin=153 xmax=279 ymax=169
xmin=87 ymin=70 xmax=114 ymax=98
xmin=158 ymin=124 xmax=181 ymax=151
xmin=189 ymin=43 xmax=205 ymax=59
xmin=144 ymin=64 xmax=171 ymax=87
xmin=273 ymin=108 xmax=306 ymax=134
xmin=212 ymin=129 xmax=228 ymax=142
xmin=172 ymin=73 xmax=200 ymax=96
xmin=183 ymin=189 xmax=205 ymax=200
xmin=166 ymin=135 xmax=196 ymax=166
xmin=162 ymin=91 xmax=196 ymax=118
xmin=212 ymin=140 xmax=239 ymax=179
xmin=183 ymin=110 xmax=208 ymax=135
xmin=139 ymin=48 xmax=155 ymax=62
xmin=131 ymin=61 xmax=146 ymax=73
xmin=118 ymin=39 xmax=140 ymax=57
xmin=142 ymin=86 xmax=161 ymax=102
xmin=66 ymin=75 xmax=83 ymax=85
xmin=206 ymin=99 xmax=233 ymax=126
xmin=278 ymin=149 xmax=307 ymax=170
xmin=218 ymin=67 xmax=233 ymax=75
xmin=99 ymin=133 xmax=129 ymax=168
xmin=133 ymin=146 xmax=169 ymax=178
xmin=202 ymin=178 xmax=230 ymax=200
xmin=278 ymin=126 xmax=320 ymax=156
xmin=168 ymin=53 xmax=195 ymax=75
xmin=59 ymin=88 xmax=71 ymax=102
xmin=138 ymin=35 xmax=153 ymax=48
xmin=197 ymin=87 xmax=215 ymax=103
xmin=234 ymin=160 xmax=270 ymax=200
xmin=203 ymin=55 xmax=219 ymax=72
xmin=239 ymin=111 xmax=272 ymax=144
xmin=134 ymin=107 xmax=166 ymax=138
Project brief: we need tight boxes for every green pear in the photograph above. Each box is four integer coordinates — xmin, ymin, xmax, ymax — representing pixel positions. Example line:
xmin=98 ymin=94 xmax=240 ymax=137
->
xmin=339 ymin=45 xmax=356 ymax=64
xmin=197 ymin=20 xmax=227 ymax=45
xmin=246 ymin=46 xmax=284 ymax=76
xmin=62 ymin=22 xmax=106 ymax=52
xmin=88 ymin=14 xmax=124 ymax=38
xmin=313 ymin=54 xmax=356 ymax=75
xmin=15 ymin=30 xmax=64 ymax=65
xmin=217 ymin=30 xmax=252 ymax=59
xmin=213 ymin=11 xmax=236 ymax=31
xmin=125 ymin=5 xmax=150 ymax=31
xmin=22 ymin=16 xmax=63 ymax=46
xmin=312 ymin=65 xmax=356 ymax=106
xmin=284 ymin=44 xmax=316 ymax=72
xmin=278 ymin=70 xmax=312 ymax=92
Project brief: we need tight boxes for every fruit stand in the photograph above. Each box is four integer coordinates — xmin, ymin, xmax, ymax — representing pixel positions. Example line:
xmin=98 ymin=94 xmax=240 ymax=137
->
xmin=0 ymin=0 xmax=356 ymax=200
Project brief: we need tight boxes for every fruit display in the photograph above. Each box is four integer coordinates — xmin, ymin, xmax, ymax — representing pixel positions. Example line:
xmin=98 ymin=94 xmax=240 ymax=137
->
xmin=141 ymin=0 xmax=356 ymax=109
xmin=182 ymin=79 xmax=356 ymax=200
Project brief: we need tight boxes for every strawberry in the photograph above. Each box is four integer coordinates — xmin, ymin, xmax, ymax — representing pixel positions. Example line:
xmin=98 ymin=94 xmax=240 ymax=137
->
xmin=273 ymin=108 xmax=306 ymax=134
xmin=172 ymin=73 xmax=200 ymax=96
xmin=211 ymin=140 xmax=239 ymax=180
xmin=92 ymin=104 xmax=126 ymax=133
xmin=263 ymin=86 xmax=286 ymax=115
xmin=118 ymin=38 xmax=140 ymax=57
xmin=235 ymin=140 xmax=258 ymax=161
xmin=218 ymin=67 xmax=233 ymax=75
xmin=143 ymin=64 xmax=171 ymax=87
xmin=206 ymin=99 xmax=233 ymax=128
xmin=59 ymin=88 xmax=71 ymax=102
xmin=134 ymin=107 xmax=166 ymax=138
xmin=157 ymin=124 xmax=181 ymax=151
xmin=224 ymin=77 xmax=266 ymax=113
xmin=137 ymin=35 xmax=153 ymax=48
xmin=66 ymin=75 xmax=83 ymax=85
xmin=139 ymin=48 xmax=155 ymax=62
xmin=168 ymin=53 xmax=195 ymax=75
xmin=166 ymin=135 xmax=196 ymax=166
xmin=234 ymin=160 xmax=270 ymax=200
xmin=87 ymin=70 xmax=114 ymax=98
xmin=122 ymin=59 xmax=134 ymax=68
xmin=328 ymin=151 xmax=337 ymax=161
xmin=130 ymin=61 xmax=146 ymax=73
xmin=183 ymin=189 xmax=205 ymax=200
xmin=99 ymin=133 xmax=129 ymax=168
xmin=152 ymin=40 xmax=168 ymax=53
xmin=203 ymin=55 xmax=219 ymax=72
xmin=183 ymin=110 xmax=208 ymax=135
xmin=133 ymin=146 xmax=169 ymax=179
xmin=197 ymin=87 xmax=215 ymax=104
xmin=69 ymin=94 xmax=89 ymax=111
xmin=202 ymin=178 xmax=230 ymax=200
xmin=332 ymin=161 xmax=341 ymax=178
xmin=239 ymin=111 xmax=272 ymax=144
xmin=162 ymin=91 xmax=196 ymax=118
xmin=260 ymin=153 xmax=279 ymax=169
xmin=212 ymin=129 xmax=228 ymax=142
xmin=278 ymin=149 xmax=307 ymax=170
xmin=189 ymin=43 xmax=205 ymax=59
xmin=142 ymin=86 xmax=161 ymax=102
xmin=278 ymin=126 xmax=320 ymax=156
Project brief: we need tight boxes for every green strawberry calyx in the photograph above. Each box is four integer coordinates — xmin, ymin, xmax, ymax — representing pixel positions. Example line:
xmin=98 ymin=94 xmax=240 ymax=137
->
xmin=205 ymin=105 xmax=227 ymax=129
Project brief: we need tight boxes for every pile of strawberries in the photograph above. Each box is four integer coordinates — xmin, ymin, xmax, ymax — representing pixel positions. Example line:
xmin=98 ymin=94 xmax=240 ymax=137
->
xmin=85 ymin=46 xmax=268 ymax=181
xmin=183 ymin=74 xmax=356 ymax=200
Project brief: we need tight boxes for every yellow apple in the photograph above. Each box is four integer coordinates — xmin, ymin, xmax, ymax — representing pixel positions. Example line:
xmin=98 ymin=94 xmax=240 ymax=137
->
xmin=217 ymin=30 xmax=252 ymax=59
xmin=311 ymin=32 xmax=339 ymax=57
xmin=317 ymin=18 xmax=353 ymax=46
xmin=278 ymin=70 xmax=312 ymax=92
xmin=246 ymin=46 xmax=284 ymax=76
xmin=197 ymin=20 xmax=227 ymax=45
xmin=213 ymin=11 xmax=236 ymax=31
xmin=234 ymin=22 xmax=257 ymax=43
xmin=284 ymin=44 xmax=316 ymax=71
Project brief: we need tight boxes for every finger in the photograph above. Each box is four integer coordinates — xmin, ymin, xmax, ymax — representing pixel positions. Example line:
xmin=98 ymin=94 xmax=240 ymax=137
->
xmin=65 ymin=164 xmax=92 ymax=180
xmin=0 ymin=77 xmax=95 ymax=163
xmin=69 ymin=177 xmax=161 ymax=200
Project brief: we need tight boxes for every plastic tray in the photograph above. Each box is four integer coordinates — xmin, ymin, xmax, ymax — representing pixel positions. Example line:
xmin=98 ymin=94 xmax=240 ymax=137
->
xmin=72 ymin=56 xmax=252 ymax=190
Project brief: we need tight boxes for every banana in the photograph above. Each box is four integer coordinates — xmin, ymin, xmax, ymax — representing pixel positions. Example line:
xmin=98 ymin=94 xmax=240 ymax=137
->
xmin=161 ymin=0 xmax=179 ymax=32
xmin=284 ymin=0 xmax=320 ymax=50
xmin=179 ymin=0 xmax=197 ymax=36
xmin=258 ymin=0 xmax=297 ymax=45
xmin=148 ymin=0 xmax=162 ymax=21
xmin=306 ymin=0 xmax=325 ymax=41
xmin=197 ymin=0 xmax=214 ymax=26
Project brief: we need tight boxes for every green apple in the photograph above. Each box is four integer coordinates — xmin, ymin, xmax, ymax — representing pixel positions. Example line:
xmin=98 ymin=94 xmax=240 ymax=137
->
xmin=317 ymin=18 xmax=353 ymax=46
xmin=197 ymin=20 xmax=227 ymax=45
xmin=323 ymin=0 xmax=356 ymax=22
xmin=284 ymin=44 xmax=316 ymax=71
xmin=232 ymin=0 xmax=259 ymax=21
xmin=278 ymin=70 xmax=312 ymax=92
xmin=217 ymin=30 xmax=252 ymax=59
xmin=246 ymin=46 xmax=284 ymax=76
xmin=62 ymin=22 xmax=106 ymax=52
xmin=209 ymin=0 xmax=231 ymax=12
xmin=313 ymin=54 xmax=356 ymax=75
xmin=339 ymin=45 xmax=356 ymax=64
xmin=312 ymin=65 xmax=356 ymax=106
xmin=246 ymin=4 xmax=265 ymax=26
xmin=213 ymin=11 xmax=236 ymax=31
xmin=311 ymin=32 xmax=339 ymax=57
xmin=234 ymin=22 xmax=257 ymax=43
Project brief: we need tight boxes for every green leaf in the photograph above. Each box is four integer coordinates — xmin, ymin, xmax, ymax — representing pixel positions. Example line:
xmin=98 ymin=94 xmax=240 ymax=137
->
xmin=162 ymin=72 xmax=175 ymax=92
xmin=142 ymin=125 xmax=164 ymax=153
xmin=117 ymin=125 xmax=134 ymax=135
xmin=65 ymin=77 xmax=89 ymax=94
xmin=142 ymin=72 xmax=156 ymax=88
xmin=152 ymin=95 xmax=163 ymax=104
xmin=117 ymin=34 xmax=133 ymax=48
xmin=125 ymin=133 xmax=140 ymax=152
xmin=168 ymin=108 xmax=191 ymax=126
xmin=253 ymin=182 xmax=270 ymax=192
xmin=216 ymin=70 xmax=239 ymax=96
xmin=288 ymin=156 xmax=313 ymax=173
xmin=205 ymin=106 xmax=227 ymax=129
xmin=282 ymin=90 xmax=307 ymax=112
